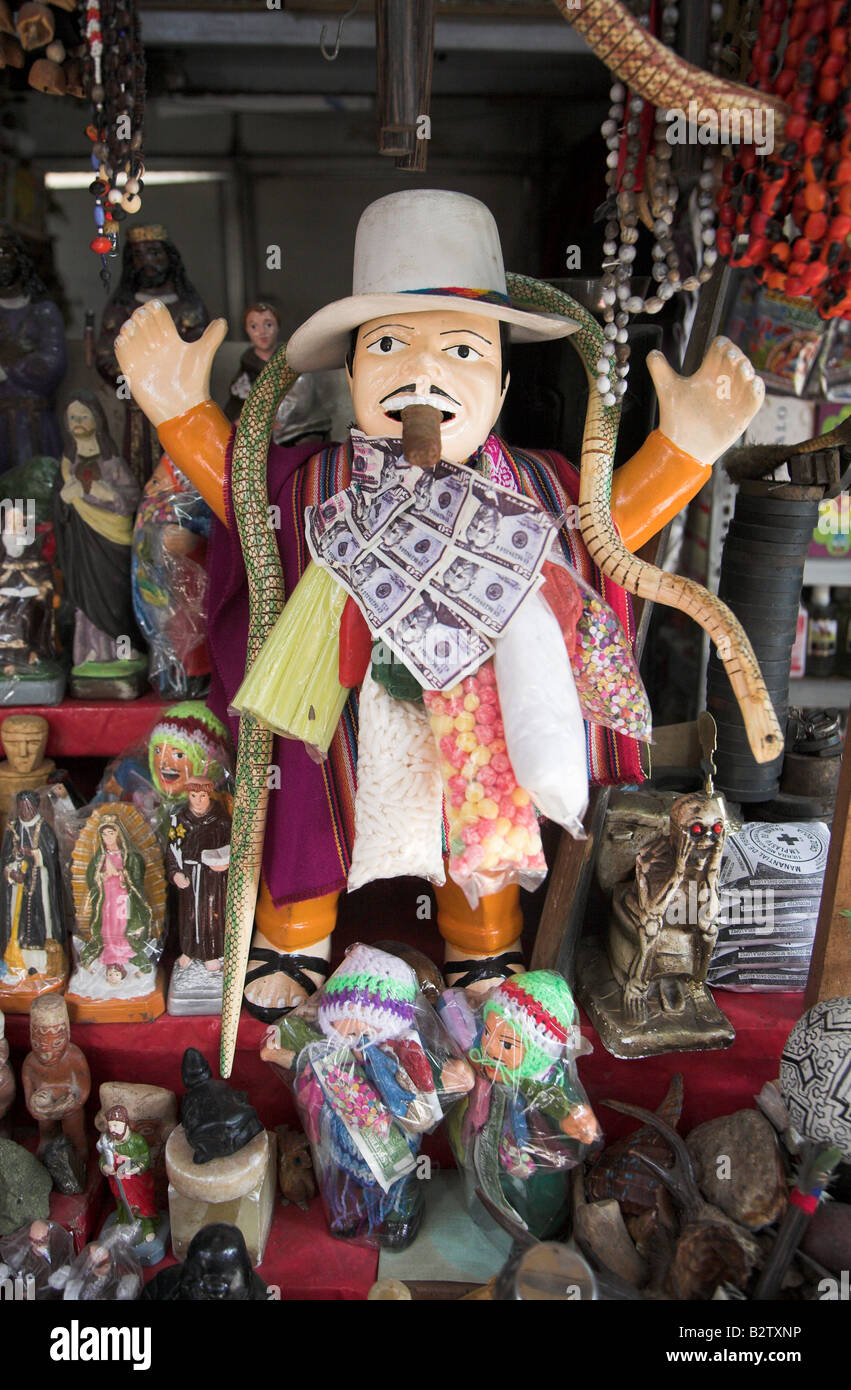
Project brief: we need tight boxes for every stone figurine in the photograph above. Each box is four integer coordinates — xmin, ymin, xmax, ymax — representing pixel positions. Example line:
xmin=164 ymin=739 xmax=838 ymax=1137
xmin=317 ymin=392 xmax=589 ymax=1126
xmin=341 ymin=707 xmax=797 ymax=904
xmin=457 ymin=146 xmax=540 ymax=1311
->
xmin=166 ymin=770 xmax=231 ymax=1016
xmin=97 ymin=1103 xmax=168 ymax=1265
xmin=579 ymin=745 xmax=735 ymax=1057
xmin=22 ymin=994 xmax=90 ymax=1168
xmin=0 ymin=714 xmax=55 ymax=841
xmin=0 ymin=788 xmax=67 ymax=1011
xmin=142 ymin=1222 xmax=268 ymax=1301
xmin=96 ymin=225 xmax=209 ymax=485
xmin=0 ymin=225 xmax=67 ymax=476
xmin=52 ymin=391 xmax=146 ymax=699
xmin=180 ymin=1047 xmax=262 ymax=1164
xmin=112 ymin=189 xmax=766 ymax=1042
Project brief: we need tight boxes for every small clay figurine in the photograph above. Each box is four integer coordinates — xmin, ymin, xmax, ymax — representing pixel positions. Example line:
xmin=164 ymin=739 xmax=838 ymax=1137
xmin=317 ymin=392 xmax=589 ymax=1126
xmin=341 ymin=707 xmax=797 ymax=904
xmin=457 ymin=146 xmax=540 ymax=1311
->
xmin=22 ymin=994 xmax=90 ymax=1168
xmin=166 ymin=770 xmax=231 ymax=1016
xmin=0 ymin=225 xmax=67 ymax=476
xmin=0 ymin=714 xmax=55 ymax=840
xmin=0 ymin=789 xmax=67 ymax=1009
xmin=224 ymin=301 xmax=332 ymax=447
xmin=0 ymin=1008 xmax=14 ymax=1136
xmin=579 ymin=747 xmax=735 ymax=1057
xmin=260 ymin=944 xmax=473 ymax=1248
xmin=442 ymin=971 xmax=600 ymax=1239
xmin=180 ymin=1047 xmax=263 ymax=1164
xmin=148 ymin=700 xmax=231 ymax=805
xmin=66 ymin=801 xmax=166 ymax=1022
xmin=142 ymin=1222 xmax=268 ymax=1301
xmin=96 ymin=1103 xmax=168 ymax=1265
xmin=275 ymin=1124 xmax=315 ymax=1210
xmin=0 ymin=1218 xmax=73 ymax=1300
xmin=132 ymin=453 xmax=212 ymax=699
xmin=52 ymin=391 xmax=146 ymax=699
xmin=94 ymin=1081 xmax=178 ymax=1210
xmin=49 ymin=1228 xmax=142 ymax=1301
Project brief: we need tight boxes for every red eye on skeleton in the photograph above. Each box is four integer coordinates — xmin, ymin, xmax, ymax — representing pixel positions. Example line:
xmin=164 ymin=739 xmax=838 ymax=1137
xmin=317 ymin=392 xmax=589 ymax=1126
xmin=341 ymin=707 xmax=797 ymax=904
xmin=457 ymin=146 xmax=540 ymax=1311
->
xmin=712 ymin=822 xmax=723 ymax=835
xmin=690 ymin=823 xmax=703 ymax=836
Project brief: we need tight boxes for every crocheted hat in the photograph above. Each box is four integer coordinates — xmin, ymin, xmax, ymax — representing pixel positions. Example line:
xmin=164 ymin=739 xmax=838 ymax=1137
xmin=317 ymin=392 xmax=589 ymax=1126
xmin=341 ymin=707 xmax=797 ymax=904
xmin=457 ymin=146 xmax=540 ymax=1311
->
xmin=318 ymin=944 xmax=418 ymax=1043
xmin=482 ymin=971 xmax=578 ymax=1081
xmin=148 ymin=701 xmax=231 ymax=796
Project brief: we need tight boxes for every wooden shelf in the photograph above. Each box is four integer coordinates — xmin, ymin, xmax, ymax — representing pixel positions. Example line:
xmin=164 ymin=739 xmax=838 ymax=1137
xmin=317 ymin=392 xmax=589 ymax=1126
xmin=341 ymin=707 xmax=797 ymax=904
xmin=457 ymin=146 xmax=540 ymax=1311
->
xmin=0 ymin=692 xmax=170 ymax=759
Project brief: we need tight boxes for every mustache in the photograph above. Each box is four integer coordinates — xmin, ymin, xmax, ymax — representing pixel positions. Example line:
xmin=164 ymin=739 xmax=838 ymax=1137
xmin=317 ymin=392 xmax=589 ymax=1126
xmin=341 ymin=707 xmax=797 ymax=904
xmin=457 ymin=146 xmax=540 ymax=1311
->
xmin=379 ymin=384 xmax=461 ymax=408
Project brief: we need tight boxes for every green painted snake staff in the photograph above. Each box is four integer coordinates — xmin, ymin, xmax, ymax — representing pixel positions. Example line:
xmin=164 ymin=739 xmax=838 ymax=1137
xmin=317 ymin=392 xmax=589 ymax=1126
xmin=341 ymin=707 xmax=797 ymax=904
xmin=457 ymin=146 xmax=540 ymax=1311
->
xmin=220 ymin=279 xmax=781 ymax=1077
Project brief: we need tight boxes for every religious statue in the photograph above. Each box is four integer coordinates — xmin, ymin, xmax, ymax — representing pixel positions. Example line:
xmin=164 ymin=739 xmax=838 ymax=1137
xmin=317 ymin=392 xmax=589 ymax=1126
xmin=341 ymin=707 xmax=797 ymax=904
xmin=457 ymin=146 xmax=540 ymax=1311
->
xmin=260 ymin=944 xmax=473 ymax=1248
xmin=96 ymin=225 xmax=209 ymax=485
xmin=131 ymin=453 xmax=212 ymax=699
xmin=96 ymin=1103 xmax=168 ymax=1265
xmin=578 ymin=751 xmax=735 ymax=1057
xmin=49 ymin=1230 xmax=142 ymax=1301
xmin=52 ymin=391 xmax=147 ymax=699
xmin=180 ymin=1047 xmax=263 ymax=1164
xmin=66 ymin=801 xmax=167 ymax=1023
xmin=0 ymin=496 xmax=63 ymax=705
xmin=224 ymin=301 xmax=332 ymax=446
xmin=0 ymin=714 xmax=54 ymax=841
xmin=142 ymin=1222 xmax=268 ymax=1301
xmin=112 ymin=189 xmax=768 ymax=1063
xmin=441 ymin=970 xmax=599 ymax=1239
xmin=166 ymin=770 xmax=231 ymax=1016
xmin=147 ymin=700 xmax=231 ymax=806
xmin=0 ymin=225 xmax=67 ymax=476
xmin=0 ymin=789 xmax=67 ymax=1011
xmin=0 ymin=1009 xmax=14 ymax=1137
xmin=21 ymin=994 xmax=90 ymax=1168
xmin=0 ymin=1219 xmax=73 ymax=1300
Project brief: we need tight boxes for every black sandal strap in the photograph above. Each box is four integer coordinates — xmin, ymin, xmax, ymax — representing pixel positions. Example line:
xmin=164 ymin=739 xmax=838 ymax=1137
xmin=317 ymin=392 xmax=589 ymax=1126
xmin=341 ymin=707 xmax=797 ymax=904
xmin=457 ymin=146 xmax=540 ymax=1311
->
xmin=243 ymin=950 xmax=331 ymax=1023
xmin=443 ymin=950 xmax=525 ymax=991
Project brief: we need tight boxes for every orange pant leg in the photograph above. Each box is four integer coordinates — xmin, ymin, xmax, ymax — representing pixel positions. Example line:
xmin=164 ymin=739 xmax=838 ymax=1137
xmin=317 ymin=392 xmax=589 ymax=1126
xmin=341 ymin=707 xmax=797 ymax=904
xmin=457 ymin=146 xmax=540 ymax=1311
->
xmin=434 ymin=876 xmax=523 ymax=954
xmin=255 ymin=877 xmax=339 ymax=951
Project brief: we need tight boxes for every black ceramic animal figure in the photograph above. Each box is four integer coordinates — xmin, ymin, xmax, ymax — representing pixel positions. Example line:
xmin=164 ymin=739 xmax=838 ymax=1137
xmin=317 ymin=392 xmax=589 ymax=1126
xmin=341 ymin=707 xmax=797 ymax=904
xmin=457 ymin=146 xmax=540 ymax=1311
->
xmin=142 ymin=1222 xmax=268 ymax=1301
xmin=179 ymin=1048 xmax=262 ymax=1165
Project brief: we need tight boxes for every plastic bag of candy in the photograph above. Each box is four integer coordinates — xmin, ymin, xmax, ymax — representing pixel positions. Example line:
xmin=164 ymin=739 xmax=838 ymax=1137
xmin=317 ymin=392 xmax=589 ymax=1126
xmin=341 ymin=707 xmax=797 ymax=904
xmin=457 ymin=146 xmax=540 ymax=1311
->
xmin=567 ymin=567 xmax=652 ymax=741
xmin=424 ymin=662 xmax=547 ymax=908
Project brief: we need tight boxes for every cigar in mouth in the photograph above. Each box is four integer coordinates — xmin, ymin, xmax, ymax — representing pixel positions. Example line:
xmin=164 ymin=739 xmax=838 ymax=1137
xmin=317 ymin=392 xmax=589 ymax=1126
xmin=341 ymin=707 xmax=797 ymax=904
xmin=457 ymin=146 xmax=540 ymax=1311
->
xmin=401 ymin=403 xmax=442 ymax=470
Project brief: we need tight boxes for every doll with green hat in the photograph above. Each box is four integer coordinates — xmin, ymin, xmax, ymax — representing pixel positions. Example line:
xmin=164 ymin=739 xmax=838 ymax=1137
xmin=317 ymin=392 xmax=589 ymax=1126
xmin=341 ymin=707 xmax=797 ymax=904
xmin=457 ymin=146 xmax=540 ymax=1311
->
xmin=147 ymin=700 xmax=231 ymax=802
xmin=442 ymin=969 xmax=600 ymax=1238
xmin=261 ymin=942 xmax=473 ymax=1248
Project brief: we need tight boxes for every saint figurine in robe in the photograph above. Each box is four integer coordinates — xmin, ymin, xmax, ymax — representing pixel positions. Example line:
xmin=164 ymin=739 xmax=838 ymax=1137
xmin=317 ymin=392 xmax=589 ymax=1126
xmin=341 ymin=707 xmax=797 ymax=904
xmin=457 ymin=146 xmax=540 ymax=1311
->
xmin=168 ymin=772 xmax=230 ymax=971
xmin=0 ymin=790 xmax=66 ymax=1002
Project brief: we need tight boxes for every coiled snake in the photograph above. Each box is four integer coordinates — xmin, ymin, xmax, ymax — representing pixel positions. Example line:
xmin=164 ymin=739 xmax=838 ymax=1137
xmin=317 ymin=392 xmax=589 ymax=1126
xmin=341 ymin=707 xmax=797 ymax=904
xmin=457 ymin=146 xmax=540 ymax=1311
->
xmin=220 ymin=279 xmax=781 ymax=1076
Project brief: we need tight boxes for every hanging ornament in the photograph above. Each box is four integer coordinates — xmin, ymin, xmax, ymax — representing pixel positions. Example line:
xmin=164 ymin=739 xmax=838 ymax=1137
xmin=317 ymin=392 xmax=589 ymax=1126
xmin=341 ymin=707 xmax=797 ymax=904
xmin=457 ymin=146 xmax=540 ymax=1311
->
xmin=82 ymin=0 xmax=147 ymax=290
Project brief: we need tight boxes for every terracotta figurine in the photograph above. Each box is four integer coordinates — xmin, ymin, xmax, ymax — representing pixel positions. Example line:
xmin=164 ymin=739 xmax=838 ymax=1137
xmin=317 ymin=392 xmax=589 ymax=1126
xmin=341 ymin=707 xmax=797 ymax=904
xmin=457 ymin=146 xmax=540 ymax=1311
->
xmin=0 ymin=714 xmax=55 ymax=841
xmin=0 ymin=788 xmax=67 ymax=1010
xmin=22 ymin=994 xmax=90 ymax=1165
xmin=0 ymin=225 xmax=67 ymax=476
xmin=52 ymin=391 xmax=146 ymax=698
xmin=113 ymin=189 xmax=765 ymax=1024
xmin=96 ymin=225 xmax=209 ymax=484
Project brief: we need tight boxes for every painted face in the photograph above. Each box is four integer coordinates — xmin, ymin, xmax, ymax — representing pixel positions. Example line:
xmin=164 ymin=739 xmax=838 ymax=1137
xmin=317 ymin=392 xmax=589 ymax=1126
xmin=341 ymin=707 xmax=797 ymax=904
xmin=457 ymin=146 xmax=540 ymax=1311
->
xmin=107 ymin=1119 xmax=128 ymax=1138
xmin=245 ymin=311 xmax=279 ymax=356
xmin=349 ymin=310 xmax=508 ymax=465
xmin=2 ymin=724 xmax=47 ymax=774
xmin=480 ymin=1013 xmax=525 ymax=1074
xmin=327 ymin=1014 xmax=378 ymax=1045
xmin=66 ymin=401 xmax=97 ymax=440
xmin=31 ymin=1022 xmax=67 ymax=1064
xmin=188 ymin=788 xmax=211 ymax=816
xmin=100 ymin=825 xmax=120 ymax=850
xmin=152 ymin=740 xmax=193 ymax=795
xmin=131 ymin=241 xmax=170 ymax=288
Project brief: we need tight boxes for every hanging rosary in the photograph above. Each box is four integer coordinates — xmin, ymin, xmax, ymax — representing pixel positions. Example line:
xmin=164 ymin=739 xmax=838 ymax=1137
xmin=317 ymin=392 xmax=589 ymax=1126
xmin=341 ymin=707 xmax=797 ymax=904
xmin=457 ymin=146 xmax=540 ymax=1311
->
xmin=596 ymin=0 xmax=721 ymax=405
xmin=83 ymin=0 xmax=146 ymax=289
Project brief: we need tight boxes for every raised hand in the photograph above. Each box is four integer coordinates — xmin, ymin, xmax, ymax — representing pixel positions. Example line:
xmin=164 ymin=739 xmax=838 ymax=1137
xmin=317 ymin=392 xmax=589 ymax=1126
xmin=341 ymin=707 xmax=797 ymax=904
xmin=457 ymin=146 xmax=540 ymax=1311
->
xmin=648 ymin=336 xmax=765 ymax=469
xmin=114 ymin=300 xmax=227 ymax=427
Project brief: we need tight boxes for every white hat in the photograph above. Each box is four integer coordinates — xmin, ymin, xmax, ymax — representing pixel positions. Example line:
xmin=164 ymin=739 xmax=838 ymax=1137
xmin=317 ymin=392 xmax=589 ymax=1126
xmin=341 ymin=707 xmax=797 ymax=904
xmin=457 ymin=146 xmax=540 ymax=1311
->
xmin=286 ymin=190 xmax=578 ymax=372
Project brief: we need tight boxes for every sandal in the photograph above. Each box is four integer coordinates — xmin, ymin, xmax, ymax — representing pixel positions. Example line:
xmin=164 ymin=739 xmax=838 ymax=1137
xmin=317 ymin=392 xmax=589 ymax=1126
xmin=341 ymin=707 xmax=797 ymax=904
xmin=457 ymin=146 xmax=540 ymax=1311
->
xmin=242 ymin=949 xmax=331 ymax=1024
xmin=442 ymin=950 xmax=525 ymax=991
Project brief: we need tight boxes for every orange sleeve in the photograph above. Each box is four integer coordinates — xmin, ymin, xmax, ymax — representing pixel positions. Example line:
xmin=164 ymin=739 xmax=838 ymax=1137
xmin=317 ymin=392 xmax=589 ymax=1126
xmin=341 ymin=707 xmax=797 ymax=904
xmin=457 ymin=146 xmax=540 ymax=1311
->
xmin=610 ymin=429 xmax=712 ymax=553
xmin=157 ymin=400 xmax=231 ymax=525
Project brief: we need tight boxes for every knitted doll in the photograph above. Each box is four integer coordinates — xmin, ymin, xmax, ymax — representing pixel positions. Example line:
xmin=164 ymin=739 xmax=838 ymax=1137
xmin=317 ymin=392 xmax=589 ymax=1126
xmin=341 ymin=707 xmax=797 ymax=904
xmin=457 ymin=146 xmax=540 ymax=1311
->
xmin=260 ymin=944 xmax=473 ymax=1249
xmin=441 ymin=970 xmax=600 ymax=1238
xmin=147 ymin=701 xmax=231 ymax=803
